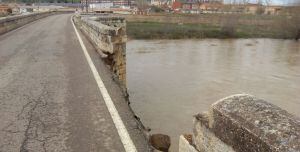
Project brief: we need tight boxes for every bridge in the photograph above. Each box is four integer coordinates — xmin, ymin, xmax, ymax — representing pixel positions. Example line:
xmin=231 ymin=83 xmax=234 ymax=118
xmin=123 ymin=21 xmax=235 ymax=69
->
xmin=1 ymin=12 xmax=300 ymax=152
xmin=0 ymin=13 xmax=149 ymax=152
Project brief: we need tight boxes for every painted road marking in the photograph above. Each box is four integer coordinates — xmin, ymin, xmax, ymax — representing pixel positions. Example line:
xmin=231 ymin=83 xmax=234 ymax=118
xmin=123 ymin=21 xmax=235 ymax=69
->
xmin=71 ymin=17 xmax=137 ymax=152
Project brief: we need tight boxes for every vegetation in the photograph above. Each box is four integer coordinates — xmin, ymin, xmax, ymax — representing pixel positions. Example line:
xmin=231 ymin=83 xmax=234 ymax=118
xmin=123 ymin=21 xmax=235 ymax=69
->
xmin=283 ymin=6 xmax=300 ymax=40
xmin=220 ymin=14 xmax=239 ymax=37
xmin=149 ymin=6 xmax=165 ymax=13
xmin=126 ymin=20 xmax=292 ymax=39
xmin=126 ymin=4 xmax=300 ymax=40
xmin=1 ymin=0 xmax=81 ymax=3
xmin=128 ymin=22 xmax=220 ymax=39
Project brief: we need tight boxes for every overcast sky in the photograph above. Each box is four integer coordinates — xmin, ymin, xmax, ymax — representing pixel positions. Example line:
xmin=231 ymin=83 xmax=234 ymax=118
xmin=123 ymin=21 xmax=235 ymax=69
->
xmin=270 ymin=0 xmax=299 ymax=4
xmin=224 ymin=0 xmax=300 ymax=5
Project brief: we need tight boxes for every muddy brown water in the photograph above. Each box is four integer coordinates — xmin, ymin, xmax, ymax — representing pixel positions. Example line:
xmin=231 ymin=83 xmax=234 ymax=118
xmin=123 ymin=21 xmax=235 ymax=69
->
xmin=127 ymin=39 xmax=300 ymax=152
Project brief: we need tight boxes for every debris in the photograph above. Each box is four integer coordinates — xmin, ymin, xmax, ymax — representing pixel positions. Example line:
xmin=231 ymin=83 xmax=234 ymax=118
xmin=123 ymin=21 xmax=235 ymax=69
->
xmin=150 ymin=134 xmax=171 ymax=152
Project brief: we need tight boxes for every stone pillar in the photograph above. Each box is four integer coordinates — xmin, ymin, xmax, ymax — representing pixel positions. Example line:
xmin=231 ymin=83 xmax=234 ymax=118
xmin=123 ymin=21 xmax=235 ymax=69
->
xmin=107 ymin=20 xmax=127 ymax=87
xmin=112 ymin=42 xmax=127 ymax=86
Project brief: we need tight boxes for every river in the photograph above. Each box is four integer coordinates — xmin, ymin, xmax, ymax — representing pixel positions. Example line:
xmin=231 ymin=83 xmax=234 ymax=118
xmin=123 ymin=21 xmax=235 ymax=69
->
xmin=127 ymin=39 xmax=300 ymax=151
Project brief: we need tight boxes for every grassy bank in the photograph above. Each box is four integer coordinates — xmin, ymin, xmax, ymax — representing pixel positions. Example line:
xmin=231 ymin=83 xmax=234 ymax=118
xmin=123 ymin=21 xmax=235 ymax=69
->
xmin=127 ymin=21 xmax=294 ymax=39
xmin=124 ymin=13 xmax=299 ymax=39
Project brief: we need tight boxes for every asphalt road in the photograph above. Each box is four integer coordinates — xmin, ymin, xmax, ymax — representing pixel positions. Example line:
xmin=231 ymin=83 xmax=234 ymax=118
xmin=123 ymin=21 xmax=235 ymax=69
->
xmin=0 ymin=14 xmax=149 ymax=152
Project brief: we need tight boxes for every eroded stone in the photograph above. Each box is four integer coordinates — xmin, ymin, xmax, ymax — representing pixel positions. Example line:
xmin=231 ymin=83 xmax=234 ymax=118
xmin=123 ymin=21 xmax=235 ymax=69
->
xmin=194 ymin=94 xmax=300 ymax=152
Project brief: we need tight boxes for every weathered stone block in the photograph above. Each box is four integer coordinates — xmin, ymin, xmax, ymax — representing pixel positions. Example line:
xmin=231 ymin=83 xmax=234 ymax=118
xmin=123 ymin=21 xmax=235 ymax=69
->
xmin=179 ymin=135 xmax=199 ymax=152
xmin=193 ymin=94 xmax=300 ymax=152
xmin=193 ymin=113 xmax=235 ymax=152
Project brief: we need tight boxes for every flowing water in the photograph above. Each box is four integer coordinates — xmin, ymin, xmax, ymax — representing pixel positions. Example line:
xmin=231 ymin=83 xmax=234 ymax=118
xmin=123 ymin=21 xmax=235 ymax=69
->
xmin=127 ymin=39 xmax=300 ymax=151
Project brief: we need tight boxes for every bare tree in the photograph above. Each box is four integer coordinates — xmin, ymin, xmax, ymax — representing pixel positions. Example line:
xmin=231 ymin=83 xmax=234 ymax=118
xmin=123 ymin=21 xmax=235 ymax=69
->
xmin=253 ymin=0 xmax=273 ymax=15
xmin=136 ymin=0 xmax=148 ymax=11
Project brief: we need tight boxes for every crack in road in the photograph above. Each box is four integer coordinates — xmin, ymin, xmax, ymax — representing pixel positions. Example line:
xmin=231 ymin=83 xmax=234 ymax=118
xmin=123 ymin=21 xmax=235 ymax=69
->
xmin=0 ymin=84 xmax=63 ymax=152
xmin=19 ymin=86 xmax=52 ymax=152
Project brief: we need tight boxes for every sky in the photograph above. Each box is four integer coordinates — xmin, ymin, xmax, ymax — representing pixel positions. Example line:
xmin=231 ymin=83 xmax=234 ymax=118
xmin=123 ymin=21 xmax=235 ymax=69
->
xmin=224 ymin=0 xmax=300 ymax=5
xmin=272 ymin=0 xmax=284 ymax=4
xmin=269 ymin=0 xmax=299 ymax=5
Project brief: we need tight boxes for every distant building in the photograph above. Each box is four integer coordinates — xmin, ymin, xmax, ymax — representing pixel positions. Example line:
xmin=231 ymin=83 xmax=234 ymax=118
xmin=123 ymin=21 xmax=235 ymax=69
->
xmin=243 ymin=3 xmax=262 ymax=14
xmin=150 ymin=0 xmax=169 ymax=6
xmin=265 ymin=6 xmax=282 ymax=15
xmin=172 ymin=1 xmax=182 ymax=11
xmin=170 ymin=0 xmax=223 ymax=14
xmin=183 ymin=3 xmax=198 ymax=9
xmin=89 ymin=2 xmax=113 ymax=9
xmin=0 ymin=4 xmax=12 ymax=15
xmin=180 ymin=0 xmax=200 ymax=13
xmin=82 ymin=0 xmax=134 ymax=7
xmin=81 ymin=0 xmax=102 ymax=3
xmin=82 ymin=0 xmax=136 ymax=14
xmin=19 ymin=7 xmax=34 ymax=14
xmin=198 ymin=0 xmax=223 ymax=3
xmin=220 ymin=3 xmax=283 ymax=15
xmin=233 ymin=3 xmax=282 ymax=15
xmin=199 ymin=2 xmax=222 ymax=12
xmin=170 ymin=0 xmax=283 ymax=15
xmin=114 ymin=0 xmax=133 ymax=7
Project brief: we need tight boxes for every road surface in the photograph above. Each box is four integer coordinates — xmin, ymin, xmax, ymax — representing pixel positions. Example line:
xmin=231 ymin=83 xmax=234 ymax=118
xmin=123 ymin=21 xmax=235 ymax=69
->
xmin=0 ymin=14 xmax=149 ymax=152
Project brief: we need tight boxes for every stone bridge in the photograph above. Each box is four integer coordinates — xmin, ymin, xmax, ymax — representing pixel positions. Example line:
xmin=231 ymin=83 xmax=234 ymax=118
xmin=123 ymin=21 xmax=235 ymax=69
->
xmin=0 ymin=12 xmax=148 ymax=152
xmin=0 ymin=12 xmax=299 ymax=152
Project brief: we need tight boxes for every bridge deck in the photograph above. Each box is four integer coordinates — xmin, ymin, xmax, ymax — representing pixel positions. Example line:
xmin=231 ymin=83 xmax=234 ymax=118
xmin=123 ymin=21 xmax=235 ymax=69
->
xmin=0 ymin=14 xmax=148 ymax=152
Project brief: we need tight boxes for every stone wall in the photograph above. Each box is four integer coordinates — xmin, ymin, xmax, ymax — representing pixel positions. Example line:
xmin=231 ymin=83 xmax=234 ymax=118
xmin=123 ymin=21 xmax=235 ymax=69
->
xmin=0 ymin=11 xmax=58 ymax=35
xmin=179 ymin=94 xmax=300 ymax=152
xmin=73 ymin=14 xmax=127 ymax=87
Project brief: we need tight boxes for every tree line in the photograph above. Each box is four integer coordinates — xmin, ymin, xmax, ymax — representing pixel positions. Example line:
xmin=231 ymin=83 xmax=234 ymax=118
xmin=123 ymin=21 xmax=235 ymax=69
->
xmin=1 ymin=0 xmax=81 ymax=3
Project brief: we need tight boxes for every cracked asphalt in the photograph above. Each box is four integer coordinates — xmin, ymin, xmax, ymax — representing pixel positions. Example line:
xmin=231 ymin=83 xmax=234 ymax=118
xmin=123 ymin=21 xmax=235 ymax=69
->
xmin=0 ymin=14 xmax=149 ymax=152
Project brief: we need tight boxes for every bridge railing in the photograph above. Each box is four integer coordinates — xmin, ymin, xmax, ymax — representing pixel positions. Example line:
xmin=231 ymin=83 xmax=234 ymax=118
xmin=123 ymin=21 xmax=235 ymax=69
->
xmin=0 ymin=11 xmax=73 ymax=35
xmin=1 ymin=12 xmax=51 ymax=34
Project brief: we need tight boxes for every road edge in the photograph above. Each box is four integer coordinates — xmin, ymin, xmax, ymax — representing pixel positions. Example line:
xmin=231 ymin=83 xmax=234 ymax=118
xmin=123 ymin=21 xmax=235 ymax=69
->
xmin=70 ymin=15 xmax=137 ymax=152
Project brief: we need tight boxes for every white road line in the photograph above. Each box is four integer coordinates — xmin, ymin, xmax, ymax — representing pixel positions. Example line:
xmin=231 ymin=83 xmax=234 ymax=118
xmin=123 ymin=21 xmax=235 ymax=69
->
xmin=71 ymin=16 xmax=137 ymax=152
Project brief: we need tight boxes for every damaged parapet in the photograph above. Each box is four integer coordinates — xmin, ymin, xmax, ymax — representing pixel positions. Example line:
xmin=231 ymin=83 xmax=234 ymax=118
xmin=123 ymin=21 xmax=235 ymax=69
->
xmin=179 ymin=94 xmax=300 ymax=152
xmin=73 ymin=14 xmax=127 ymax=87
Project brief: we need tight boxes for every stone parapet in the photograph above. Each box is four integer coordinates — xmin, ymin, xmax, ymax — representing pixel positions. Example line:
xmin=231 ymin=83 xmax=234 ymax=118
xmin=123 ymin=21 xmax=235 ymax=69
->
xmin=180 ymin=94 xmax=300 ymax=152
xmin=0 ymin=11 xmax=58 ymax=35
xmin=73 ymin=14 xmax=127 ymax=87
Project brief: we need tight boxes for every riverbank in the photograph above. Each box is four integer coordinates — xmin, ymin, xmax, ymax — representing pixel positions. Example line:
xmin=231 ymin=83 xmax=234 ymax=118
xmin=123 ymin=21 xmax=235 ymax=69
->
xmin=127 ymin=21 xmax=286 ymax=39
xmin=125 ymin=14 xmax=297 ymax=39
